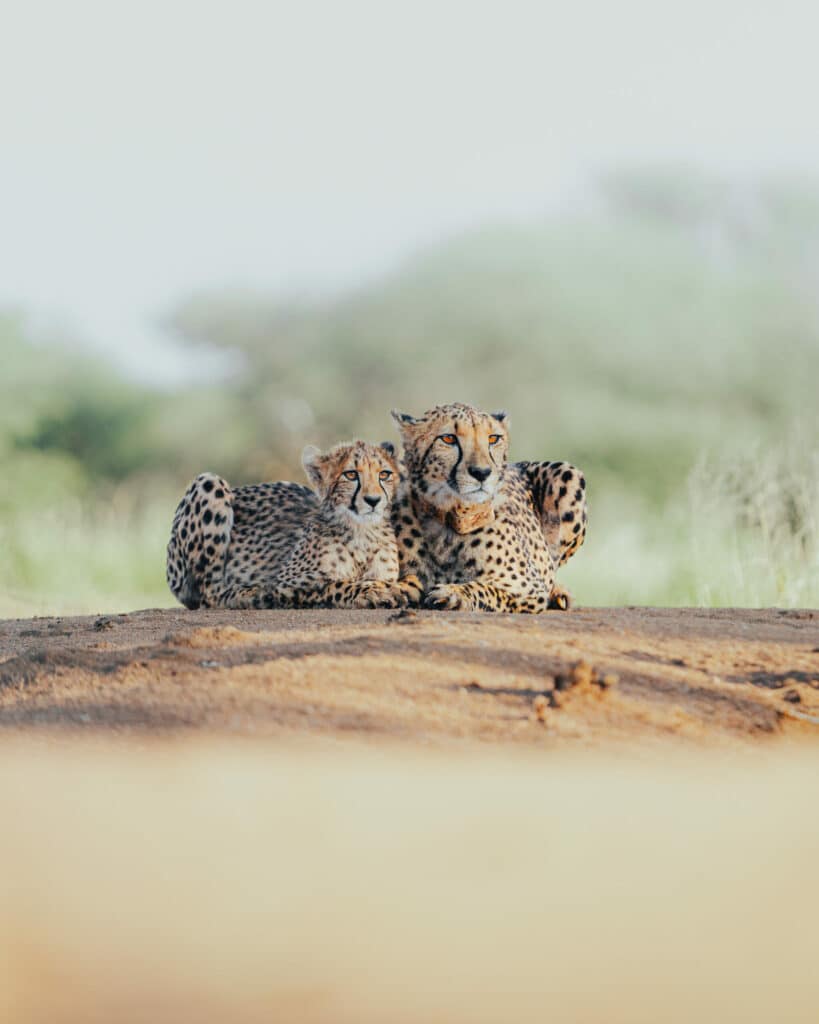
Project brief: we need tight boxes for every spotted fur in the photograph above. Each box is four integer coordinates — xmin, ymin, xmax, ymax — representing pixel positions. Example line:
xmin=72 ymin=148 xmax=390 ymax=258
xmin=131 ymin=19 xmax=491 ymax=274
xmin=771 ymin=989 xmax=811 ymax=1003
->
xmin=390 ymin=402 xmax=587 ymax=613
xmin=166 ymin=441 xmax=422 ymax=610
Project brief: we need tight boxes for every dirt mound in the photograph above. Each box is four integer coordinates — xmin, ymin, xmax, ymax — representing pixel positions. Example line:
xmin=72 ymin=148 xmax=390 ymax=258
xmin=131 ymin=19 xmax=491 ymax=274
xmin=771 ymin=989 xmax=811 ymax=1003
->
xmin=1 ymin=606 xmax=816 ymax=745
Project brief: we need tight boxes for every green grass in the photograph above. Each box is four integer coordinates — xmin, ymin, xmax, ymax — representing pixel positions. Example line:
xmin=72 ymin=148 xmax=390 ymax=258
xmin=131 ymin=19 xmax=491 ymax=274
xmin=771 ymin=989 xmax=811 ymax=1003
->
xmin=0 ymin=478 xmax=177 ymax=618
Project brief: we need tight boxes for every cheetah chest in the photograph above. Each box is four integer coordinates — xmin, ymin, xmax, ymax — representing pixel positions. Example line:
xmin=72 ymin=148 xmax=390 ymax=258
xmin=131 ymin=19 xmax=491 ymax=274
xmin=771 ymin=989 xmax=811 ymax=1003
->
xmin=413 ymin=478 xmax=553 ymax=585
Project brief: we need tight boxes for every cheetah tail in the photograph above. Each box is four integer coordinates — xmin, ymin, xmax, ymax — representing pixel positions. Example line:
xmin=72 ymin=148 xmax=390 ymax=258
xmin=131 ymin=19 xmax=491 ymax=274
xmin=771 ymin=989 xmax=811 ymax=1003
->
xmin=165 ymin=472 xmax=234 ymax=609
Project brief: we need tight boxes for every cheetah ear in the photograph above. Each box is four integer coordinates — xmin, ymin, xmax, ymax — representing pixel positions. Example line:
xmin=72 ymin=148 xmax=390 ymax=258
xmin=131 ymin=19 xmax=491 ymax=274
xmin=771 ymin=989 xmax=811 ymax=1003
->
xmin=491 ymin=410 xmax=509 ymax=424
xmin=391 ymin=409 xmax=419 ymax=430
xmin=301 ymin=445 xmax=328 ymax=495
xmin=379 ymin=441 xmax=396 ymax=457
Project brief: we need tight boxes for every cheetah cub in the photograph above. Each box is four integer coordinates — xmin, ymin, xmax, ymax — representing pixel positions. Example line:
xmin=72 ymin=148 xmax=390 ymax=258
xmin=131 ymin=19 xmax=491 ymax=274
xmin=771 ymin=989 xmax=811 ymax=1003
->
xmin=264 ymin=440 xmax=423 ymax=609
xmin=166 ymin=441 xmax=422 ymax=610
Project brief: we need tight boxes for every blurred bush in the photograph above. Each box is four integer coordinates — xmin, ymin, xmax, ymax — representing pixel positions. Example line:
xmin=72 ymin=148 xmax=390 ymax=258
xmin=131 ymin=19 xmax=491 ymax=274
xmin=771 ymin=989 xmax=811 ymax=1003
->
xmin=1 ymin=171 xmax=817 ymax=615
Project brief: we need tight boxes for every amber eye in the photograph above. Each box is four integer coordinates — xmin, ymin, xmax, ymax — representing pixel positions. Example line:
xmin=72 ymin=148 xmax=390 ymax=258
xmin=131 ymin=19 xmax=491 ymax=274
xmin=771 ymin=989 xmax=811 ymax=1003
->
xmin=379 ymin=470 xmax=392 ymax=480
xmin=440 ymin=434 xmax=457 ymax=445
xmin=343 ymin=470 xmax=359 ymax=480
xmin=488 ymin=434 xmax=502 ymax=445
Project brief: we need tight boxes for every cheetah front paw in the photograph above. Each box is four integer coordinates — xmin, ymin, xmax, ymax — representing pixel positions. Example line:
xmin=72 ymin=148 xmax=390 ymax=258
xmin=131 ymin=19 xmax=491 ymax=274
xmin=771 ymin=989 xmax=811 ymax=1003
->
xmin=346 ymin=580 xmax=411 ymax=609
xmin=395 ymin=574 xmax=424 ymax=607
xmin=259 ymin=585 xmax=300 ymax=609
xmin=423 ymin=583 xmax=471 ymax=611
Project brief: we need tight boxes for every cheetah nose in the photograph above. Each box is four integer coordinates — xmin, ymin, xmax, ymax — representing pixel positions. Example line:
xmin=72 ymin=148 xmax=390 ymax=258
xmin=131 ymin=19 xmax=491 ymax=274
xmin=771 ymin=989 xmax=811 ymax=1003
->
xmin=364 ymin=495 xmax=381 ymax=508
xmin=468 ymin=466 xmax=491 ymax=482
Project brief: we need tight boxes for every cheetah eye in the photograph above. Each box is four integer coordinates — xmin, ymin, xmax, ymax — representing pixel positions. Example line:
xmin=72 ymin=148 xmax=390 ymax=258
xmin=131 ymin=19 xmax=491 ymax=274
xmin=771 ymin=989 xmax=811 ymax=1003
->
xmin=488 ymin=434 xmax=502 ymax=445
xmin=379 ymin=470 xmax=393 ymax=480
xmin=439 ymin=434 xmax=457 ymax=446
xmin=343 ymin=470 xmax=359 ymax=481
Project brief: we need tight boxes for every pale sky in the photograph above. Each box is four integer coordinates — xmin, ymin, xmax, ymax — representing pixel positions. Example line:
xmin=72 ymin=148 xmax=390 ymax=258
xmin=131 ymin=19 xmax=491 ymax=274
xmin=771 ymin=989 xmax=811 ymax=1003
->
xmin=2 ymin=0 xmax=817 ymax=382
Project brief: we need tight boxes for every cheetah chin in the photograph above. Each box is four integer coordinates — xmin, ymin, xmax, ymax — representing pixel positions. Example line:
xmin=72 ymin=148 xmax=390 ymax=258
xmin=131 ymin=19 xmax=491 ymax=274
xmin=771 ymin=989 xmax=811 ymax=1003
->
xmin=344 ymin=507 xmax=387 ymax=525
xmin=457 ymin=486 xmax=493 ymax=504
xmin=426 ymin=480 xmax=495 ymax=510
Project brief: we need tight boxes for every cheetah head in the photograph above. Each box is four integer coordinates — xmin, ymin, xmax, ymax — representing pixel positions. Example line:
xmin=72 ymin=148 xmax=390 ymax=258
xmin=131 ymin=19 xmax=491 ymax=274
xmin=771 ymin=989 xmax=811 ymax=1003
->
xmin=391 ymin=403 xmax=509 ymax=513
xmin=302 ymin=440 xmax=399 ymax=524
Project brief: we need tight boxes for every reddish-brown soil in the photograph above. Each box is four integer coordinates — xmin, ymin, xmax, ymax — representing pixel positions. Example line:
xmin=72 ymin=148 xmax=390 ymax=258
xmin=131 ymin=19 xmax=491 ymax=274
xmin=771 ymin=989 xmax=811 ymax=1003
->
xmin=1 ymin=606 xmax=817 ymax=745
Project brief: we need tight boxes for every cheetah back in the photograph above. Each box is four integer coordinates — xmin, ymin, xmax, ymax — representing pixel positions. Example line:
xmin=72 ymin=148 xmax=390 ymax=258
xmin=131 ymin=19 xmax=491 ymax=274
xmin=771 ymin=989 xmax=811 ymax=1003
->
xmin=223 ymin=481 xmax=317 ymax=587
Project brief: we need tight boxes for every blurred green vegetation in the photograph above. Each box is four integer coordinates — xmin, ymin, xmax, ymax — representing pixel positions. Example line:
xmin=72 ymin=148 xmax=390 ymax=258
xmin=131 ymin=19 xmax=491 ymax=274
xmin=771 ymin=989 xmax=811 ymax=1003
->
xmin=2 ymin=171 xmax=818 ymax=616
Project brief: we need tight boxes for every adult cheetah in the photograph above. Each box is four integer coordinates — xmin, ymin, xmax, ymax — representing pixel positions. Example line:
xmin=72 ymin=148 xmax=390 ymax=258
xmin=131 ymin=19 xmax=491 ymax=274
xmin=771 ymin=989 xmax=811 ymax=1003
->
xmin=390 ymin=402 xmax=587 ymax=612
xmin=166 ymin=441 xmax=421 ymax=610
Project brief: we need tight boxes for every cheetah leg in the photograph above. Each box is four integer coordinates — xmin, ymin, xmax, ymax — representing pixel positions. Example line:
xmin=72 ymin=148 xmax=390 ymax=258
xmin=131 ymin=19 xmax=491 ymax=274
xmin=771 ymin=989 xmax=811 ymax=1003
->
xmin=166 ymin=473 xmax=234 ymax=609
xmin=395 ymin=575 xmax=425 ymax=606
xmin=215 ymin=576 xmax=422 ymax=611
xmin=424 ymin=581 xmax=549 ymax=614
xmin=264 ymin=577 xmax=423 ymax=610
xmin=202 ymin=580 xmax=317 ymax=610
xmin=521 ymin=461 xmax=588 ymax=567
xmin=208 ymin=584 xmax=273 ymax=609
xmin=520 ymin=460 xmax=587 ymax=610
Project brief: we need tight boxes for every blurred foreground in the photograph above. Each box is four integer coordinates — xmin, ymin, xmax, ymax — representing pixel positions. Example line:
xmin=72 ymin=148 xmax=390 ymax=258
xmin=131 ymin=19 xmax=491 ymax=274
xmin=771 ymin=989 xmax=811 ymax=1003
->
xmin=1 ymin=738 xmax=817 ymax=1023
xmin=2 ymin=173 xmax=818 ymax=615
xmin=2 ymin=605 xmax=817 ymax=1022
